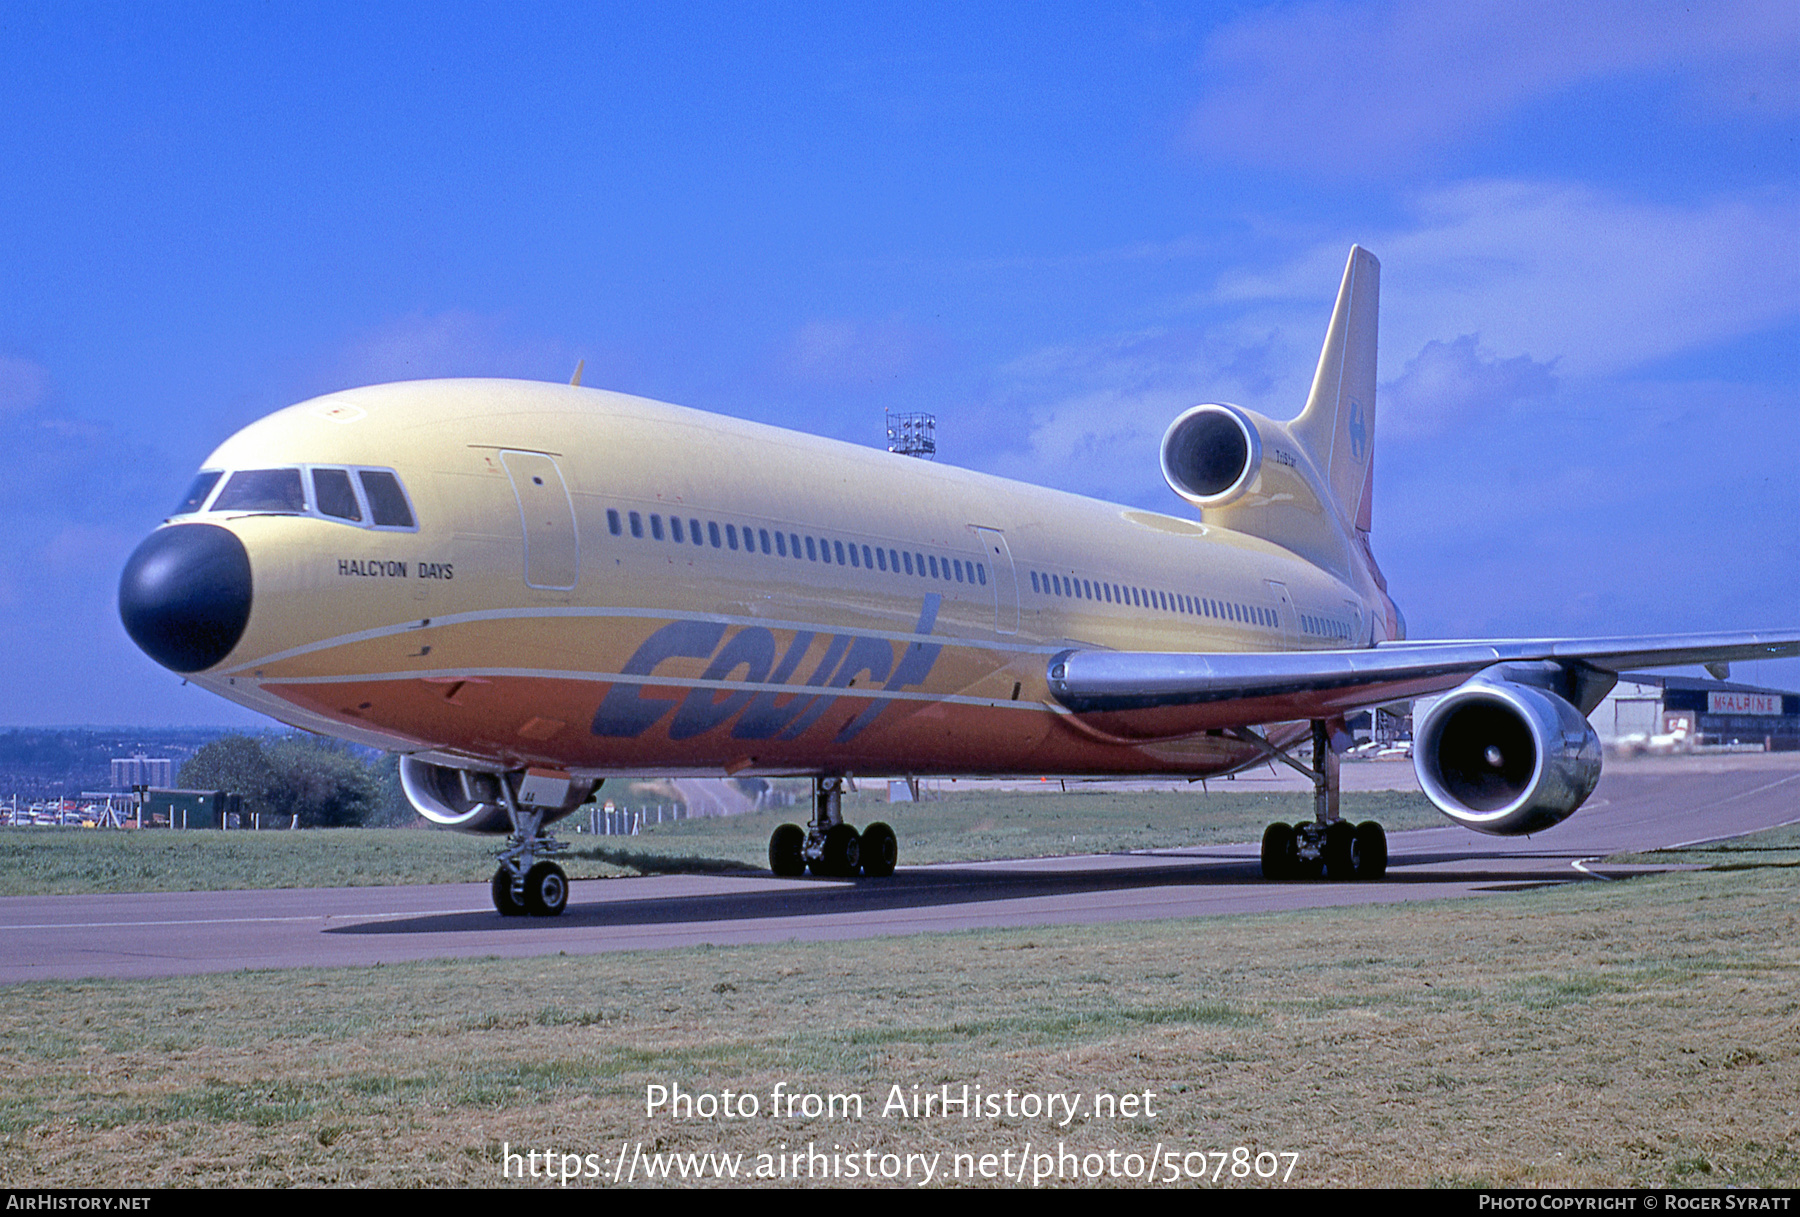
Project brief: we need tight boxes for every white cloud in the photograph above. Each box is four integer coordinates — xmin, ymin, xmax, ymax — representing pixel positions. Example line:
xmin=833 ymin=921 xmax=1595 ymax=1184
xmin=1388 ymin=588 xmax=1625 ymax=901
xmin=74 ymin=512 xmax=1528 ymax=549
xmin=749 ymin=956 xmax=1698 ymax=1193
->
xmin=327 ymin=310 xmax=571 ymax=388
xmin=0 ymin=360 xmax=177 ymax=525
xmin=1382 ymin=334 xmax=1557 ymax=438
xmin=1377 ymin=374 xmax=1798 ymax=644
xmin=1186 ymin=0 xmax=1798 ymax=175
xmin=0 ymin=356 xmax=52 ymax=417
xmin=983 ymin=323 xmax=1304 ymax=501
xmin=1227 ymin=181 xmax=1799 ymax=378
xmin=40 ymin=522 xmax=134 ymax=576
xmin=971 ymin=173 xmax=1798 ymax=525
xmin=780 ymin=315 xmax=948 ymax=388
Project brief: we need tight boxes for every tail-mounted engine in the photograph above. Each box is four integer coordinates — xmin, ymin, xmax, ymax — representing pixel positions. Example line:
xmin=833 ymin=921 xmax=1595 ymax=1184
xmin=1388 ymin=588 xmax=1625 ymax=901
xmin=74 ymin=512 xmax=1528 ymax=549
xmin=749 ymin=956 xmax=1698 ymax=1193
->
xmin=1160 ymin=404 xmax=1264 ymax=508
xmin=399 ymin=757 xmax=597 ymax=834
xmin=1160 ymin=404 xmax=1355 ymax=581
xmin=1412 ymin=672 xmax=1602 ymax=836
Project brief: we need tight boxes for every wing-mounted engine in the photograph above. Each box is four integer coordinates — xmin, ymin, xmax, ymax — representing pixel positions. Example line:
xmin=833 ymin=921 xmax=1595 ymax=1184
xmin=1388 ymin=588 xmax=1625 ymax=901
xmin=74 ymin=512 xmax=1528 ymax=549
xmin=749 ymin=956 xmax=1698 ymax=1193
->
xmin=1412 ymin=670 xmax=1603 ymax=836
xmin=1160 ymin=404 xmax=1352 ymax=579
xmin=399 ymin=757 xmax=597 ymax=834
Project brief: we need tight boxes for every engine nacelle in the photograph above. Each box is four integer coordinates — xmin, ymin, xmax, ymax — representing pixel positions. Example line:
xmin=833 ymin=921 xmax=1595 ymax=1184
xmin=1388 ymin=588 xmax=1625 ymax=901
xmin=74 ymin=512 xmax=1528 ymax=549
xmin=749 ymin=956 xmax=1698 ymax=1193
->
xmin=399 ymin=757 xmax=596 ymax=834
xmin=1160 ymin=404 xmax=1263 ymax=508
xmin=1412 ymin=674 xmax=1602 ymax=836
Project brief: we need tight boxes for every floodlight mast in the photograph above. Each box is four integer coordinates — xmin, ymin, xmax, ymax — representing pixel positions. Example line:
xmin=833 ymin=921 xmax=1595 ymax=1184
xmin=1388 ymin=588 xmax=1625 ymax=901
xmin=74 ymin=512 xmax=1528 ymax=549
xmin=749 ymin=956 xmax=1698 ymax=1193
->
xmin=884 ymin=409 xmax=936 ymax=461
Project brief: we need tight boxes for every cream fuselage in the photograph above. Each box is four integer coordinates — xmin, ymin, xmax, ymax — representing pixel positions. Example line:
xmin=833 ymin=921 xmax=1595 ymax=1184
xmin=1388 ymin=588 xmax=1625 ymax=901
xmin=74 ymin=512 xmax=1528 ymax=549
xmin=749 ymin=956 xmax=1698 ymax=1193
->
xmin=160 ymin=378 xmax=1383 ymax=780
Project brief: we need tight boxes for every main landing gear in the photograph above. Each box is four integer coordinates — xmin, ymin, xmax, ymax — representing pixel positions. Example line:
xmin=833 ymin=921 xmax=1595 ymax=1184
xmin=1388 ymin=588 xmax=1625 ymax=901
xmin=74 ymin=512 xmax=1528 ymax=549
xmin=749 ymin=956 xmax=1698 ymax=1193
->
xmin=491 ymin=772 xmax=572 ymax=917
xmin=1240 ymin=719 xmax=1388 ymax=882
xmin=768 ymin=777 xmax=899 ymax=879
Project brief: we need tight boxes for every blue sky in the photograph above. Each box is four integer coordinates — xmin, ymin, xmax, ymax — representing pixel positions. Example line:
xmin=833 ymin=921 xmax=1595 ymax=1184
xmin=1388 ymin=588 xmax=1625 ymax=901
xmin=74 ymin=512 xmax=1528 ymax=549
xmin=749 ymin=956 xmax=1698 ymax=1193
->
xmin=2 ymin=1 xmax=1795 ymax=726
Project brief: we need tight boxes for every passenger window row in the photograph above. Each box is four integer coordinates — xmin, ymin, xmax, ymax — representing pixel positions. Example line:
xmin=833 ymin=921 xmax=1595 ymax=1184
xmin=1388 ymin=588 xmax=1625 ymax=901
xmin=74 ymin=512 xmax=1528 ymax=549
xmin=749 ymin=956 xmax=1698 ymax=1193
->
xmin=1028 ymin=569 xmax=1279 ymax=629
xmin=173 ymin=466 xmax=417 ymax=530
xmin=606 ymin=508 xmax=989 ymax=588
xmin=1301 ymin=613 xmax=1351 ymax=642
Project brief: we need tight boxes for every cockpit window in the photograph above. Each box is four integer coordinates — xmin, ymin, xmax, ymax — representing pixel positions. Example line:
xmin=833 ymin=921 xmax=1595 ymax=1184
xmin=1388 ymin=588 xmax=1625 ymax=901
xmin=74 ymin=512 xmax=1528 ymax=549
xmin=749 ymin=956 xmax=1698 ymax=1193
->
xmin=358 ymin=470 xmax=415 ymax=528
xmin=187 ymin=464 xmax=417 ymax=530
xmin=173 ymin=471 xmax=222 ymax=515
xmin=212 ymin=468 xmax=306 ymax=514
xmin=312 ymin=468 xmax=363 ymax=522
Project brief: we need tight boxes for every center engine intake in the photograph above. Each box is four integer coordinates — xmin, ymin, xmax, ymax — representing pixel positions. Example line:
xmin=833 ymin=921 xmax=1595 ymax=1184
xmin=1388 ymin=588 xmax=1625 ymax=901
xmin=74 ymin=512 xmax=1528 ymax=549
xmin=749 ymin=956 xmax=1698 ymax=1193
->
xmin=399 ymin=757 xmax=596 ymax=834
xmin=1412 ymin=673 xmax=1602 ymax=836
xmin=1160 ymin=404 xmax=1263 ymax=508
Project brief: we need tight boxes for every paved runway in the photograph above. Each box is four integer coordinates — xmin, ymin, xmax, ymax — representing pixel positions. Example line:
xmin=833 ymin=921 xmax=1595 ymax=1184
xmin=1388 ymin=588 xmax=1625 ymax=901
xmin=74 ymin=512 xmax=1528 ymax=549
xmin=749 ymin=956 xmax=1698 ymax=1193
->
xmin=1 ymin=754 xmax=1794 ymax=984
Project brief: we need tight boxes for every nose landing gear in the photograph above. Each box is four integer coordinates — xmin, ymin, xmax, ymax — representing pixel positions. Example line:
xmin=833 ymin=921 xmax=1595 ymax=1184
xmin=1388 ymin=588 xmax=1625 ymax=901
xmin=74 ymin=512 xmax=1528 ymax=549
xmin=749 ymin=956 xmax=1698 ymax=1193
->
xmin=490 ymin=770 xmax=577 ymax=916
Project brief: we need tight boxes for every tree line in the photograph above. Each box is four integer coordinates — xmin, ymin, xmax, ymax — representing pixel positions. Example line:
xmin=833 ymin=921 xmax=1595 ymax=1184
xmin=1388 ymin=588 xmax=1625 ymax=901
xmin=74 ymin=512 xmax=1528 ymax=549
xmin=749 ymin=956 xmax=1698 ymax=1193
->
xmin=175 ymin=735 xmax=413 ymax=828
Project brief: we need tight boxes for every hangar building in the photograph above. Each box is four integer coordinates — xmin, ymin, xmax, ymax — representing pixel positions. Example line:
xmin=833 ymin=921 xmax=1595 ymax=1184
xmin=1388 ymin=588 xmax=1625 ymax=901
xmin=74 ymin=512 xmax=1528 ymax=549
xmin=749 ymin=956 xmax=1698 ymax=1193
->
xmin=1590 ymin=675 xmax=1799 ymax=751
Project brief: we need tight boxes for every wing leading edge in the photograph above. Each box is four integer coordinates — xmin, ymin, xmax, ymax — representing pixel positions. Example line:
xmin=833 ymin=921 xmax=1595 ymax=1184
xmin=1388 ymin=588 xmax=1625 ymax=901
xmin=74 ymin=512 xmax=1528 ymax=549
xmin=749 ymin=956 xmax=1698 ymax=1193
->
xmin=1046 ymin=631 xmax=1800 ymax=737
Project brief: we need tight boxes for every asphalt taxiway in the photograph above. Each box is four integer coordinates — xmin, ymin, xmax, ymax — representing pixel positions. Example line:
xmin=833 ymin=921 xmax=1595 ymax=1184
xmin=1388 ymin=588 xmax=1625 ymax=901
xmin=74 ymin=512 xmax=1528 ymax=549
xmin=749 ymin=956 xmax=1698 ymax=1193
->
xmin=1 ymin=754 xmax=1793 ymax=984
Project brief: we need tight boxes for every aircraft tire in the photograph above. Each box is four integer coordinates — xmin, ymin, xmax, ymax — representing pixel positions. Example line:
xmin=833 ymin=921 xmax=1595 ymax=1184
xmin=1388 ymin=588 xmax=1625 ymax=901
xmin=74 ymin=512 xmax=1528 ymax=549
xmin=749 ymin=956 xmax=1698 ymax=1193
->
xmin=1259 ymin=822 xmax=1296 ymax=880
xmin=1353 ymin=821 xmax=1388 ymax=880
xmin=1323 ymin=820 xmax=1356 ymax=880
xmin=861 ymin=822 xmax=898 ymax=877
xmin=523 ymin=861 xmax=569 ymax=917
xmin=492 ymin=867 xmax=527 ymax=917
xmin=817 ymin=823 xmax=862 ymax=878
xmin=769 ymin=823 xmax=806 ymax=877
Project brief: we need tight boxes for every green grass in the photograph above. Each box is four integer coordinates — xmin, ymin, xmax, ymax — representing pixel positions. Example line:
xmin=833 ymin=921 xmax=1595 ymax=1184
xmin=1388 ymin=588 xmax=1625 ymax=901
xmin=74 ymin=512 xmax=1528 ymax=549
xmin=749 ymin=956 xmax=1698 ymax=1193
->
xmin=0 ymin=863 xmax=1794 ymax=1187
xmin=611 ymin=787 xmax=1447 ymax=870
xmin=0 ymin=826 xmax=513 ymax=895
xmin=3 ymin=788 xmax=1796 ymax=1186
xmin=0 ymin=789 xmax=1449 ymax=895
xmin=1607 ymin=821 xmax=1800 ymax=871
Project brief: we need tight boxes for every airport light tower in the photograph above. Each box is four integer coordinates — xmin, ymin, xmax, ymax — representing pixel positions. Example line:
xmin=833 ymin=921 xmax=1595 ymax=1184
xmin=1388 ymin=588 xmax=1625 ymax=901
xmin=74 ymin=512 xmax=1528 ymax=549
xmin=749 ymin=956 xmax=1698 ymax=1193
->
xmin=885 ymin=409 xmax=936 ymax=460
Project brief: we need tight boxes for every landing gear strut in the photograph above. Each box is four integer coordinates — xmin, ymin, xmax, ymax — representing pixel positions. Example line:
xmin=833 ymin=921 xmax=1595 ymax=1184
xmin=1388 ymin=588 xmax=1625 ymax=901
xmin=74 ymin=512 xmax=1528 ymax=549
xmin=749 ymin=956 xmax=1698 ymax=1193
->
xmin=1241 ymin=719 xmax=1387 ymax=882
xmin=491 ymin=771 xmax=572 ymax=916
xmin=768 ymin=777 xmax=898 ymax=879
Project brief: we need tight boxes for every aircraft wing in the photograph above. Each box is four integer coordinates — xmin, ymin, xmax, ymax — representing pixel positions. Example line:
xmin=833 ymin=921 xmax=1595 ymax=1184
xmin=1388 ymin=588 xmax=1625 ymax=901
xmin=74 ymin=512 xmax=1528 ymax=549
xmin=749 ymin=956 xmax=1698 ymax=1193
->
xmin=1045 ymin=630 xmax=1800 ymax=737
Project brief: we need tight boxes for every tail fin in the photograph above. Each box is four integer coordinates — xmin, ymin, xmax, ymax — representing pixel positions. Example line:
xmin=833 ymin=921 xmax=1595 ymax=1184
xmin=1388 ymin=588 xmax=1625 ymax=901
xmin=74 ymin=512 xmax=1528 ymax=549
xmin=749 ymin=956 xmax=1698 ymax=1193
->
xmin=1169 ymin=246 xmax=1390 ymax=608
xmin=1291 ymin=246 xmax=1379 ymax=535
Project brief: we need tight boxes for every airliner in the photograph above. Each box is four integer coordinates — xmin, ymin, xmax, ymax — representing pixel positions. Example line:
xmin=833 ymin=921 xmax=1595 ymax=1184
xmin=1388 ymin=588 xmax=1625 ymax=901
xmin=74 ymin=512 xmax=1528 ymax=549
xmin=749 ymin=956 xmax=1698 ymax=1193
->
xmin=117 ymin=247 xmax=1799 ymax=916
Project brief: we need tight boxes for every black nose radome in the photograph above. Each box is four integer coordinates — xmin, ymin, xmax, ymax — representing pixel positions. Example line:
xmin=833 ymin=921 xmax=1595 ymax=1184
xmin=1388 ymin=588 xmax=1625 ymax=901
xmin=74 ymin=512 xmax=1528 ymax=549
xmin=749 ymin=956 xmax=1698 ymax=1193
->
xmin=119 ymin=524 xmax=253 ymax=673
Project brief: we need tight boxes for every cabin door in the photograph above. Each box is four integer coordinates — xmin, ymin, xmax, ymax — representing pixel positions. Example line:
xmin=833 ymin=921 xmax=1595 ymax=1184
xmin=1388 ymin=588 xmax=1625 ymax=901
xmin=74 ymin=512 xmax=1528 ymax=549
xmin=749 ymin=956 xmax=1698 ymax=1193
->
xmin=500 ymin=450 xmax=580 ymax=590
xmin=973 ymin=527 xmax=1019 ymax=635
xmin=1264 ymin=580 xmax=1298 ymax=646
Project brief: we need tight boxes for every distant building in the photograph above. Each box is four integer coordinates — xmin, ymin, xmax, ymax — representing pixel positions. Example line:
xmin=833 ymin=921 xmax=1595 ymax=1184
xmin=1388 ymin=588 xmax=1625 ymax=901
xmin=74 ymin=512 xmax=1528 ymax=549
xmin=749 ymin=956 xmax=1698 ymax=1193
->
xmin=1346 ymin=706 xmax=1410 ymax=745
xmin=111 ymin=752 xmax=174 ymax=788
xmin=141 ymin=788 xmax=243 ymax=829
xmin=1590 ymin=675 xmax=1798 ymax=751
